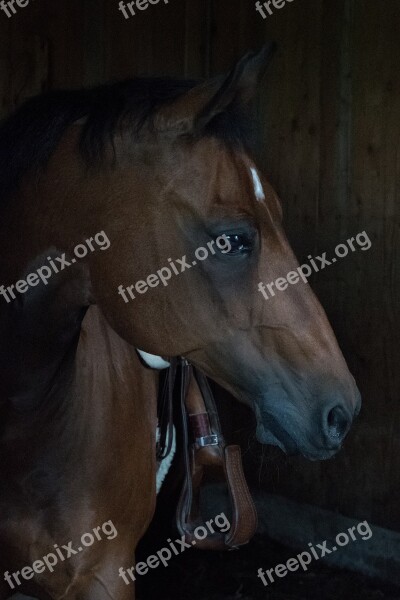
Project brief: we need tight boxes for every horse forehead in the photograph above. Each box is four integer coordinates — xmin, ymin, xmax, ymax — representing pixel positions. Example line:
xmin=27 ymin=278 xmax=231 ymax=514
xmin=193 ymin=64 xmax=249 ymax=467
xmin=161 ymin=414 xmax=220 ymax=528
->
xmin=183 ymin=142 xmax=271 ymax=213
xmin=223 ymin=152 xmax=267 ymax=204
xmin=213 ymin=149 xmax=267 ymax=200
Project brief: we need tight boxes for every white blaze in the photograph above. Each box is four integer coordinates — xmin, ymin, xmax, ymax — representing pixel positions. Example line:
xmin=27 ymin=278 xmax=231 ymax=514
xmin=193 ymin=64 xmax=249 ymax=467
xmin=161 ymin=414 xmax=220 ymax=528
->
xmin=250 ymin=167 xmax=265 ymax=202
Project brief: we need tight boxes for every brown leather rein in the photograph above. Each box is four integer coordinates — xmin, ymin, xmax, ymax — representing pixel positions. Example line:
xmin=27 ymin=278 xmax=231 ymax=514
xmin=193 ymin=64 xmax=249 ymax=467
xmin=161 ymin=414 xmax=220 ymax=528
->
xmin=157 ymin=357 xmax=258 ymax=550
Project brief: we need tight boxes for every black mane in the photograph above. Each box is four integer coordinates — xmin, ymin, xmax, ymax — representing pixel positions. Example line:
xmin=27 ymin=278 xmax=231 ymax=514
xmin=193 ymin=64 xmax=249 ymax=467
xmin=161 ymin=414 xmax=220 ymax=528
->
xmin=0 ymin=77 xmax=252 ymax=202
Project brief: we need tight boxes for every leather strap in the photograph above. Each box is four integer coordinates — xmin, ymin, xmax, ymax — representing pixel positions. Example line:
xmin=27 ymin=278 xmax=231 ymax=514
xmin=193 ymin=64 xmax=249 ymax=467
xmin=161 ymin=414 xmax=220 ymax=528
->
xmin=176 ymin=359 xmax=258 ymax=549
xmin=156 ymin=357 xmax=177 ymax=461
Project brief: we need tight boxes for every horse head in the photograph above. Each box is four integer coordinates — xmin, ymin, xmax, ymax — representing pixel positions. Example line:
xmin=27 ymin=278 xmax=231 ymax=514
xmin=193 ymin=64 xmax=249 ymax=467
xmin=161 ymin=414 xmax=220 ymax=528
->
xmin=54 ymin=47 xmax=360 ymax=461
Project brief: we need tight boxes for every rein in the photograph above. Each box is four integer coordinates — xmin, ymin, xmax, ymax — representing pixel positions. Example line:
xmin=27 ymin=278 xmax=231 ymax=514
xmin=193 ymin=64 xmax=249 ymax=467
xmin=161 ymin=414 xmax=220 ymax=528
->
xmin=157 ymin=358 xmax=258 ymax=550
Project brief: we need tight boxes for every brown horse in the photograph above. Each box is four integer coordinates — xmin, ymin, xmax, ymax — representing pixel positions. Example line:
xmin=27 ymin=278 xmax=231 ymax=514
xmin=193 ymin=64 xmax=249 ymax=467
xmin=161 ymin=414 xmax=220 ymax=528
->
xmin=0 ymin=47 xmax=361 ymax=600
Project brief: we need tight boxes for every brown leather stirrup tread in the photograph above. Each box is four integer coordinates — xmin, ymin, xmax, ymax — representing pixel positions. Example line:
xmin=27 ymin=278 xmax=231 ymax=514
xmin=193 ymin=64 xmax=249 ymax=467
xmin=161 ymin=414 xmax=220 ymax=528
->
xmin=175 ymin=359 xmax=258 ymax=550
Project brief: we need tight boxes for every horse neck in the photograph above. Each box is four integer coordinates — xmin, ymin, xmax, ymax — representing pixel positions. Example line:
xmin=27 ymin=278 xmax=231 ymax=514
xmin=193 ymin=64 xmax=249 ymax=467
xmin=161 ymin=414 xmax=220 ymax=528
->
xmin=71 ymin=306 xmax=159 ymax=455
xmin=1 ymin=302 xmax=159 ymax=467
xmin=0 ymin=132 xmax=158 ymax=455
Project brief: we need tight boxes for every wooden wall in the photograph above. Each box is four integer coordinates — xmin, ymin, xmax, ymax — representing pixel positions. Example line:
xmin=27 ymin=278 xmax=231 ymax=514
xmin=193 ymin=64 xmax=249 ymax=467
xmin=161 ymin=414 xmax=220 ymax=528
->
xmin=0 ymin=0 xmax=399 ymax=530
xmin=255 ymin=0 xmax=400 ymax=532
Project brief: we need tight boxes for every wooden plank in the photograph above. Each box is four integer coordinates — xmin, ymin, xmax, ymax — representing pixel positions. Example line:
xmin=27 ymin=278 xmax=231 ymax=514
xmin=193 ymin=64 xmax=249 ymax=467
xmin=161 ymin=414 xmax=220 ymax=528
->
xmin=342 ymin=0 xmax=400 ymax=528
xmin=257 ymin=0 xmax=323 ymax=259
xmin=104 ymin=1 xmax=154 ymax=78
xmin=39 ymin=0 xmax=84 ymax=89
xmin=0 ymin=17 xmax=11 ymax=118
xmin=104 ymin=0 xmax=186 ymax=79
xmin=83 ymin=0 xmax=106 ymax=86
xmin=183 ymin=0 xmax=209 ymax=78
xmin=150 ymin=0 xmax=186 ymax=76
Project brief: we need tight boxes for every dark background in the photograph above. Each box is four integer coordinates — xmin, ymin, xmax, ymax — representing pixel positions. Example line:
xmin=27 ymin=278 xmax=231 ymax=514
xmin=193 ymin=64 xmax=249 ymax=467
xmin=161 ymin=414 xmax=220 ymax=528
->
xmin=1 ymin=0 xmax=399 ymax=595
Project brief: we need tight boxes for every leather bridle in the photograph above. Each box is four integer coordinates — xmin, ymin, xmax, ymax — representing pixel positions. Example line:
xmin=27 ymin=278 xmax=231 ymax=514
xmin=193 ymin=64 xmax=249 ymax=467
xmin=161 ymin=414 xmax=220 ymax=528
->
xmin=157 ymin=357 xmax=258 ymax=550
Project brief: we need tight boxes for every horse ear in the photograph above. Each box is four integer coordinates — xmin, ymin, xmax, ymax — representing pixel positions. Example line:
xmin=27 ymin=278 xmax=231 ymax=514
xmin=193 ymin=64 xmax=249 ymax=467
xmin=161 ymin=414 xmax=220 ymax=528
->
xmin=155 ymin=43 xmax=277 ymax=135
xmin=195 ymin=43 xmax=277 ymax=132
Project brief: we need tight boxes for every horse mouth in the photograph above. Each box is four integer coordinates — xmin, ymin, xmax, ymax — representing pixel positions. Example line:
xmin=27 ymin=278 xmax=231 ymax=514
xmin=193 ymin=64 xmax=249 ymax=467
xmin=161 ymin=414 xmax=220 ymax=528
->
xmin=255 ymin=421 xmax=298 ymax=455
xmin=256 ymin=422 xmax=340 ymax=460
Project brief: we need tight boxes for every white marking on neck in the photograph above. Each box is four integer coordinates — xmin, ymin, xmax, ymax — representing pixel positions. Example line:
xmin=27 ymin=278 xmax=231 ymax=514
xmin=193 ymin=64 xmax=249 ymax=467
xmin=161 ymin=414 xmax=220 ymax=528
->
xmin=137 ymin=349 xmax=170 ymax=370
xmin=156 ymin=426 xmax=176 ymax=494
xmin=250 ymin=167 xmax=265 ymax=202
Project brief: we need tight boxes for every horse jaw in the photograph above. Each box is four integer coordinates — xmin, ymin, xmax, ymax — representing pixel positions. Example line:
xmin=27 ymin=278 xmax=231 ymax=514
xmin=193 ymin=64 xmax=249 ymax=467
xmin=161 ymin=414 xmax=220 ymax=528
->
xmin=136 ymin=349 xmax=171 ymax=370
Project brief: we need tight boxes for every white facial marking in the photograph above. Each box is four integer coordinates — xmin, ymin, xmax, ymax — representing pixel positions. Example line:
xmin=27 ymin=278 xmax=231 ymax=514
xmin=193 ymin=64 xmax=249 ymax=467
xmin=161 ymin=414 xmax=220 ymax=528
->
xmin=137 ymin=349 xmax=170 ymax=369
xmin=250 ymin=167 xmax=265 ymax=202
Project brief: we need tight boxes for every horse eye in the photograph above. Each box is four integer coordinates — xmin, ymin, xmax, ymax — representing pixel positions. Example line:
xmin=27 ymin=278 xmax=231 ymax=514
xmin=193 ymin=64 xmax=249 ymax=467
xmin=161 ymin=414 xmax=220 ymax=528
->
xmin=220 ymin=234 xmax=252 ymax=255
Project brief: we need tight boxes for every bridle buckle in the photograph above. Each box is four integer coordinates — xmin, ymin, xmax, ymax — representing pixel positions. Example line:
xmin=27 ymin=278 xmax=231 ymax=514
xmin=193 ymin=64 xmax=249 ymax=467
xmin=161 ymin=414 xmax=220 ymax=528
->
xmin=195 ymin=433 xmax=219 ymax=448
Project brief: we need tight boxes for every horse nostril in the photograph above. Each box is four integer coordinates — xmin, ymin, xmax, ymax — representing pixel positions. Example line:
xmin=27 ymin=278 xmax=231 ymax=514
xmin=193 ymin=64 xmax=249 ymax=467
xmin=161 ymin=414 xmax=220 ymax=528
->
xmin=325 ymin=405 xmax=351 ymax=443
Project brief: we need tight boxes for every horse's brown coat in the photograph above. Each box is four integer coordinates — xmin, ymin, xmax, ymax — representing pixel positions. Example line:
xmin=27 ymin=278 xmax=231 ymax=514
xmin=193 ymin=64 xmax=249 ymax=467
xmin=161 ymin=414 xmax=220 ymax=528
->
xmin=0 ymin=48 xmax=360 ymax=599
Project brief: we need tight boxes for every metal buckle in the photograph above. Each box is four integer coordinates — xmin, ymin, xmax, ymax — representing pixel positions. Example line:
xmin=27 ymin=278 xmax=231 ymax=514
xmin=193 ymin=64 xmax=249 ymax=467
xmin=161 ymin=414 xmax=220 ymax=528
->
xmin=196 ymin=434 xmax=219 ymax=448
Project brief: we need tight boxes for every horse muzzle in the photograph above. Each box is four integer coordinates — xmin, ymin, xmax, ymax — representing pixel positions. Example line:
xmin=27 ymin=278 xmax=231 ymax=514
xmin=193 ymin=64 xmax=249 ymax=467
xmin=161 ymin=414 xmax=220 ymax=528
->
xmin=253 ymin=386 xmax=361 ymax=460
